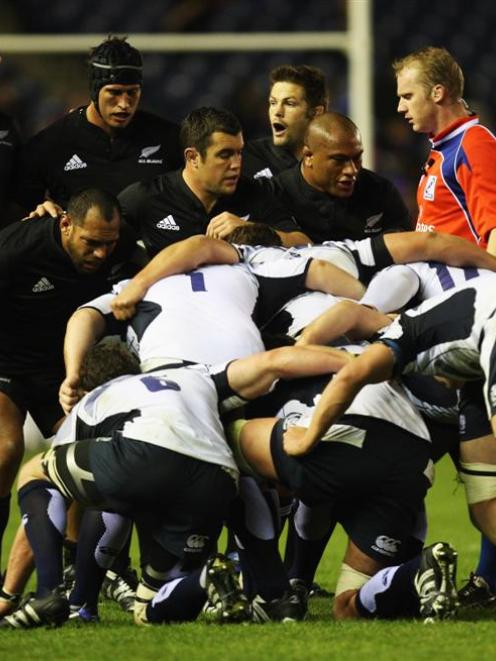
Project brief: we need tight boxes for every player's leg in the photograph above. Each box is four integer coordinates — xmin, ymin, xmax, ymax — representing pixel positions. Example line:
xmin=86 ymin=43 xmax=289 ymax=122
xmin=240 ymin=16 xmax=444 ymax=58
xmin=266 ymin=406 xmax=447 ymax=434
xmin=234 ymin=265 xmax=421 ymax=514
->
xmin=285 ymin=499 xmax=336 ymax=594
xmin=0 ymin=389 xmax=26 ymax=562
xmin=69 ymin=509 xmax=132 ymax=621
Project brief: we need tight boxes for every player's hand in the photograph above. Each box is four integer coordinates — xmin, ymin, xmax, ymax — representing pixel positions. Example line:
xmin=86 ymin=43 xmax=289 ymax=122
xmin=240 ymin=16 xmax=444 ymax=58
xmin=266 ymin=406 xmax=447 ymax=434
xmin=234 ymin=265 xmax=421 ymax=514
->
xmin=282 ymin=425 xmax=312 ymax=456
xmin=111 ymin=280 xmax=147 ymax=320
xmin=22 ymin=200 xmax=63 ymax=221
xmin=206 ymin=212 xmax=246 ymax=240
xmin=59 ymin=375 xmax=84 ymax=415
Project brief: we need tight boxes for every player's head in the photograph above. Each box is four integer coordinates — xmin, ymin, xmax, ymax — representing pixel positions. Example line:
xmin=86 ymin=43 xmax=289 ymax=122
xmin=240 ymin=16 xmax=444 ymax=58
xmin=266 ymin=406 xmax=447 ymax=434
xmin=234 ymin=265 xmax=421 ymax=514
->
xmin=79 ymin=341 xmax=140 ymax=392
xmin=88 ymin=36 xmax=142 ymax=130
xmin=302 ymin=112 xmax=363 ymax=198
xmin=268 ymin=65 xmax=329 ymax=156
xmin=393 ymin=47 xmax=465 ymax=133
xmin=225 ymin=223 xmax=282 ymax=247
xmin=181 ymin=107 xmax=243 ymax=197
xmin=60 ymin=188 xmax=121 ymax=274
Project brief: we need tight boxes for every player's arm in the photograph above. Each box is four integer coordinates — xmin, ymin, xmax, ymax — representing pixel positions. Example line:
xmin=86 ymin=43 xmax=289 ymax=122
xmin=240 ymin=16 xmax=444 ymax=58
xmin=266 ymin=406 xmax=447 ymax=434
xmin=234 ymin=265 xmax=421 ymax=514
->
xmin=486 ymin=229 xmax=496 ymax=257
xmin=305 ymin=259 xmax=366 ymax=300
xmin=283 ymin=343 xmax=396 ymax=456
xmin=21 ymin=199 xmax=63 ymax=220
xmin=358 ymin=265 xmax=420 ymax=313
xmin=276 ymin=228 xmax=312 ymax=247
xmin=384 ymin=230 xmax=496 ymax=270
xmin=111 ymin=235 xmax=240 ymax=320
xmin=226 ymin=344 xmax=354 ymax=400
xmin=206 ymin=212 xmax=310 ymax=247
xmin=296 ymin=300 xmax=391 ymax=346
xmin=60 ymin=307 xmax=107 ymax=414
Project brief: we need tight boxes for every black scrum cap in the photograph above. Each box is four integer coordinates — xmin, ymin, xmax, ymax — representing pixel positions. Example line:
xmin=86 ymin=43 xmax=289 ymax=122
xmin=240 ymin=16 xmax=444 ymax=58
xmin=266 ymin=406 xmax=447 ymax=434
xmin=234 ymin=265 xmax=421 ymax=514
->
xmin=89 ymin=37 xmax=143 ymax=106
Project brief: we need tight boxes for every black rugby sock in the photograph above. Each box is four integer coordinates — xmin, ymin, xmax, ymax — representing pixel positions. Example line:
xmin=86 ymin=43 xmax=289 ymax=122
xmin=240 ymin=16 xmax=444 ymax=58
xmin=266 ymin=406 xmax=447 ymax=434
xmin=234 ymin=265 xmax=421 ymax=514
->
xmin=146 ymin=569 xmax=205 ymax=623
xmin=70 ymin=509 xmax=131 ymax=610
xmin=356 ymin=556 xmax=421 ymax=619
xmin=18 ymin=480 xmax=67 ymax=596
xmin=285 ymin=512 xmax=336 ymax=586
xmin=228 ymin=477 xmax=289 ymax=601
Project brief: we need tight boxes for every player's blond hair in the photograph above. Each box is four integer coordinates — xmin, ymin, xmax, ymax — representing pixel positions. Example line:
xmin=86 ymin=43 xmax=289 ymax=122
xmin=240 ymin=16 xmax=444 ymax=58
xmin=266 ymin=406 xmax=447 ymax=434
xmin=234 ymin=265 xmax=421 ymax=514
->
xmin=393 ymin=47 xmax=464 ymax=101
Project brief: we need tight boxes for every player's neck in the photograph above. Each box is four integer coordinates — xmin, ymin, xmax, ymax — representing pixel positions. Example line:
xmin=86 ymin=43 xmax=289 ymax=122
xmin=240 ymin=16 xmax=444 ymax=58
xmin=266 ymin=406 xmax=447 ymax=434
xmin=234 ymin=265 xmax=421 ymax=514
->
xmin=182 ymin=168 xmax=218 ymax=212
xmin=86 ymin=103 xmax=113 ymax=136
xmin=432 ymin=102 xmax=472 ymax=138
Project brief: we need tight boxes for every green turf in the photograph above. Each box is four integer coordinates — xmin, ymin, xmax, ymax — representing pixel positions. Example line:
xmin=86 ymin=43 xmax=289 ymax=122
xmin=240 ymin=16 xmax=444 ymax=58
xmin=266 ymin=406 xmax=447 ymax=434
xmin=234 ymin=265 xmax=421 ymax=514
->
xmin=0 ymin=456 xmax=493 ymax=661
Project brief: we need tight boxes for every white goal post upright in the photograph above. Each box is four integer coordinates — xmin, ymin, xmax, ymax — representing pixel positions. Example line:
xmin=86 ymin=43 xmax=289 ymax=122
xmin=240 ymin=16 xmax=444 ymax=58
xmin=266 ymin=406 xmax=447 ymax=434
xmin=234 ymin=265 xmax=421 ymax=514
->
xmin=0 ymin=0 xmax=374 ymax=165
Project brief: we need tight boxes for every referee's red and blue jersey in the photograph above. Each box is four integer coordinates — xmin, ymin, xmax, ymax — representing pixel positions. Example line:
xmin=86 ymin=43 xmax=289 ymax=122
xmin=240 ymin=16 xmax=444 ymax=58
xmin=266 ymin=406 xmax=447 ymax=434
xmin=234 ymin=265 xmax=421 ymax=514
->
xmin=416 ymin=116 xmax=496 ymax=247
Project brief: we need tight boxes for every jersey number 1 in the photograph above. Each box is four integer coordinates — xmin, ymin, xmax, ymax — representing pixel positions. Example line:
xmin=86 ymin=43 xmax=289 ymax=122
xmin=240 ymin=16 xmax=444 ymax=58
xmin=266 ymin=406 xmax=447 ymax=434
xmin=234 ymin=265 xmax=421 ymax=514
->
xmin=189 ymin=272 xmax=206 ymax=292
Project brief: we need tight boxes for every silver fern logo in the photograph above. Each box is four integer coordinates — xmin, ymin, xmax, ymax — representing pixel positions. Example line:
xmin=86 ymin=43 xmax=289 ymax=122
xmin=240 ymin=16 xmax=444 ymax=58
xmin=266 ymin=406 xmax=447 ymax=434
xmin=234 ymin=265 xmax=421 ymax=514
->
xmin=138 ymin=144 xmax=163 ymax=164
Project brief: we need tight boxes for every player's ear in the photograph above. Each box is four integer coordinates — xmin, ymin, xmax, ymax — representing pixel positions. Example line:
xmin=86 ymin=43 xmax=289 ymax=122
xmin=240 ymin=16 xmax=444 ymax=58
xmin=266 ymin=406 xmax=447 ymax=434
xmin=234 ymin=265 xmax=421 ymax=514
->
xmin=302 ymin=144 xmax=313 ymax=166
xmin=184 ymin=147 xmax=200 ymax=167
xmin=59 ymin=212 xmax=72 ymax=235
xmin=431 ymin=84 xmax=445 ymax=103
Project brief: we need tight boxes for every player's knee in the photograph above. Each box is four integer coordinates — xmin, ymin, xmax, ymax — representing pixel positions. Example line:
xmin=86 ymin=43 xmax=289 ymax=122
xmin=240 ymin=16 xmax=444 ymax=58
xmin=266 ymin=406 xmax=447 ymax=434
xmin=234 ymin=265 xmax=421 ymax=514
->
xmin=17 ymin=453 xmax=46 ymax=490
xmin=459 ymin=461 xmax=496 ymax=505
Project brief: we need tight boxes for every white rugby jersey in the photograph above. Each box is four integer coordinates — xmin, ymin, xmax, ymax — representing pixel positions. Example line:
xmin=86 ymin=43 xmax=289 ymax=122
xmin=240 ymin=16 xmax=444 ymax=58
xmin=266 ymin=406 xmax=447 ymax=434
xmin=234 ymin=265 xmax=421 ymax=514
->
xmin=83 ymin=254 xmax=312 ymax=369
xmin=240 ymin=238 xmax=394 ymax=338
xmin=54 ymin=365 xmax=238 ymax=471
xmin=275 ymin=349 xmax=431 ymax=445
xmin=378 ymin=280 xmax=496 ymax=416
xmin=240 ymin=236 xmax=394 ymax=285
xmin=263 ymin=291 xmax=345 ymax=338
xmin=361 ymin=261 xmax=495 ymax=313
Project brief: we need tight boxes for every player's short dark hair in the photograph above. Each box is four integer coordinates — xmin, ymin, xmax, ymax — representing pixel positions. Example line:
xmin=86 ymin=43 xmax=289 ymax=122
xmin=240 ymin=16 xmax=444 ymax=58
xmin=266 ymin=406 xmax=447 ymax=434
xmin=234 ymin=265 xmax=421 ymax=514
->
xmin=88 ymin=35 xmax=142 ymax=103
xmin=67 ymin=188 xmax=121 ymax=226
xmin=79 ymin=340 xmax=140 ymax=392
xmin=392 ymin=47 xmax=464 ymax=101
xmin=180 ymin=107 xmax=242 ymax=158
xmin=270 ymin=65 xmax=329 ymax=109
xmin=225 ymin=224 xmax=282 ymax=247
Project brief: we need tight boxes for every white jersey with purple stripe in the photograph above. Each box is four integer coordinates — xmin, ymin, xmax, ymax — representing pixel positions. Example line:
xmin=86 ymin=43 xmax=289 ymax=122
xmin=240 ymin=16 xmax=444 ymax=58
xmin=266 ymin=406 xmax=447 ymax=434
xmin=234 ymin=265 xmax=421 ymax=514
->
xmin=361 ymin=261 xmax=495 ymax=313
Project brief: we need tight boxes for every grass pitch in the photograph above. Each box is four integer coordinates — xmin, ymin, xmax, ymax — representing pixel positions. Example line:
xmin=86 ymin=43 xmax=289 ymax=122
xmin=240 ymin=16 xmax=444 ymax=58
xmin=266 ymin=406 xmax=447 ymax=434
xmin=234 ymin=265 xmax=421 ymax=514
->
xmin=0 ymin=456 xmax=494 ymax=661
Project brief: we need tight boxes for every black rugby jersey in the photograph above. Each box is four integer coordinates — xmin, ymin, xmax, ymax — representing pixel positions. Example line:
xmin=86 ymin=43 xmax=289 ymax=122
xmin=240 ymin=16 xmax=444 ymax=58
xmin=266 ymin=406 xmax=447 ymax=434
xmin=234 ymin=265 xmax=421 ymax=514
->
xmin=0 ymin=112 xmax=21 ymax=222
xmin=119 ymin=170 xmax=301 ymax=256
xmin=242 ymin=136 xmax=297 ymax=179
xmin=15 ymin=107 xmax=182 ymax=211
xmin=0 ymin=216 xmax=134 ymax=374
xmin=261 ymin=163 xmax=412 ymax=243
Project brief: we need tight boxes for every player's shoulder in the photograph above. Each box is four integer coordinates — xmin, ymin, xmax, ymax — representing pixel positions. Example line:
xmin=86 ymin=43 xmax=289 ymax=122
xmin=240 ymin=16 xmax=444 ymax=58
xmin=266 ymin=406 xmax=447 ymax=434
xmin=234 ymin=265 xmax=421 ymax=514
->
xmin=244 ymin=136 xmax=273 ymax=157
xmin=0 ymin=215 xmax=55 ymax=255
xmin=131 ymin=109 xmax=180 ymax=135
xmin=462 ymin=121 xmax=496 ymax=151
xmin=120 ymin=169 xmax=172 ymax=198
xmin=24 ymin=107 xmax=85 ymax=147
xmin=355 ymin=168 xmax=398 ymax=197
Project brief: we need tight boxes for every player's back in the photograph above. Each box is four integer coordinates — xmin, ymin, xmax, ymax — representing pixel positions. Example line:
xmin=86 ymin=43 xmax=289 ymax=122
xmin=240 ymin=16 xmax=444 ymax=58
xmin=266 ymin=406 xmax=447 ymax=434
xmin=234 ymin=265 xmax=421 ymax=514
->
xmin=130 ymin=262 xmax=265 ymax=369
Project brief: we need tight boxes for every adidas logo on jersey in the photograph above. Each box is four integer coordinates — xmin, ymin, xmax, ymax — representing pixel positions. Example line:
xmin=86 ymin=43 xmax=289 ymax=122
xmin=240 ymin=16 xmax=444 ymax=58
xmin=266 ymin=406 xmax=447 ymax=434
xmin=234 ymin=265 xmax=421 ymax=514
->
xmin=32 ymin=277 xmax=55 ymax=293
xmin=156 ymin=215 xmax=180 ymax=231
xmin=64 ymin=154 xmax=87 ymax=171
xmin=253 ymin=168 xmax=274 ymax=179
xmin=139 ymin=144 xmax=163 ymax=164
